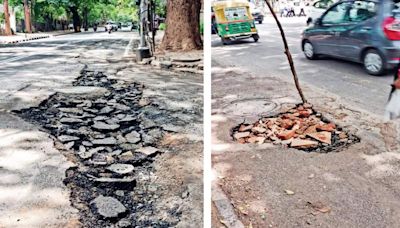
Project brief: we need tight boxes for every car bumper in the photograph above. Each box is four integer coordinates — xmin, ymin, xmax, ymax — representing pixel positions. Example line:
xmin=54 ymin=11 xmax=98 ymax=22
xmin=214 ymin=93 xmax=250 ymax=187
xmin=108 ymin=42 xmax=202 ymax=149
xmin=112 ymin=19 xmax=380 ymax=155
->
xmin=383 ymin=47 xmax=400 ymax=69
xmin=252 ymin=15 xmax=264 ymax=21
xmin=223 ymin=32 xmax=258 ymax=39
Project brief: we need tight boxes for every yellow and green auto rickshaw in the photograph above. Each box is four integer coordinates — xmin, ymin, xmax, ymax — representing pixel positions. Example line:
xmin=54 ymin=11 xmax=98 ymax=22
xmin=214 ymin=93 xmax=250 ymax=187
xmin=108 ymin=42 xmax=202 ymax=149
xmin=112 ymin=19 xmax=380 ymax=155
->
xmin=212 ymin=0 xmax=259 ymax=45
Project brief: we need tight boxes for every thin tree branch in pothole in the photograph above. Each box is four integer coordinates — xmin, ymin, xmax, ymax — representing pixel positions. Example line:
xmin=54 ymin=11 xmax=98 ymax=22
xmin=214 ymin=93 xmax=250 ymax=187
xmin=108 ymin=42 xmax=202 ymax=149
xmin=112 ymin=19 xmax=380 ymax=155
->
xmin=264 ymin=0 xmax=307 ymax=104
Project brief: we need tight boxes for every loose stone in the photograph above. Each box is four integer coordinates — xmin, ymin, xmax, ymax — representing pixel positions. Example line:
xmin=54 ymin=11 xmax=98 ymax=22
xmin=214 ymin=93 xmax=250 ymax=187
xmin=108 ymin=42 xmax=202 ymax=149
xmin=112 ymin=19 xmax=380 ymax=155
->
xmin=57 ymin=135 xmax=80 ymax=143
xmin=99 ymin=106 xmax=114 ymax=114
xmin=90 ymin=195 xmax=127 ymax=219
xmin=92 ymin=137 xmax=117 ymax=145
xmin=79 ymin=147 xmax=105 ymax=159
xmin=107 ymin=164 xmax=135 ymax=175
xmin=60 ymin=117 xmax=83 ymax=124
xmin=92 ymin=122 xmax=120 ymax=131
xmin=136 ymin=147 xmax=159 ymax=156
xmin=125 ymin=131 xmax=141 ymax=144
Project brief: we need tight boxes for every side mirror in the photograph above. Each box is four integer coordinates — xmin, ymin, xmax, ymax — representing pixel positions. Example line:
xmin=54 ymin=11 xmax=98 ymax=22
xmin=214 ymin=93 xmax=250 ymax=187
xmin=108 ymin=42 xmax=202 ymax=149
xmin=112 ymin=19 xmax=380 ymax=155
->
xmin=314 ymin=18 xmax=322 ymax=26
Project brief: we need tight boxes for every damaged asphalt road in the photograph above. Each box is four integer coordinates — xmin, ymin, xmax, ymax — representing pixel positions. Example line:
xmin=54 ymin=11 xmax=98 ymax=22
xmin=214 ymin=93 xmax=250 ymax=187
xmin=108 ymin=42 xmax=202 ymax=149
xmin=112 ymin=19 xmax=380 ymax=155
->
xmin=0 ymin=32 xmax=203 ymax=227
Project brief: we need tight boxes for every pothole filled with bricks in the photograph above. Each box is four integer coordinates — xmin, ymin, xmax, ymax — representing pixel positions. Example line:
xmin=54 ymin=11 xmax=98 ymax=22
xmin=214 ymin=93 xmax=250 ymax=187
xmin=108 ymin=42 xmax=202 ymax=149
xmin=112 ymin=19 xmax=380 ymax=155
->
xmin=15 ymin=70 xmax=184 ymax=227
xmin=232 ymin=103 xmax=360 ymax=153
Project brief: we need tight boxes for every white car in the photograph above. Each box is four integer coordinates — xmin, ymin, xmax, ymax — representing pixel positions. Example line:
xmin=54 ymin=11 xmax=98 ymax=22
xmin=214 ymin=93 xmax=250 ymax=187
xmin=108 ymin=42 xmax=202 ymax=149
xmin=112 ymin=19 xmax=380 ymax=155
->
xmin=306 ymin=0 xmax=335 ymax=25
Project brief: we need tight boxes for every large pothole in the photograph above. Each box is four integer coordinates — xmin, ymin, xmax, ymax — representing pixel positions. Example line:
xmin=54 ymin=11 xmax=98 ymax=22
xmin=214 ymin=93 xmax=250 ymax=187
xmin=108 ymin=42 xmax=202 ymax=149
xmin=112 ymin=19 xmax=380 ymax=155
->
xmin=232 ymin=103 xmax=360 ymax=153
xmin=15 ymin=69 xmax=182 ymax=227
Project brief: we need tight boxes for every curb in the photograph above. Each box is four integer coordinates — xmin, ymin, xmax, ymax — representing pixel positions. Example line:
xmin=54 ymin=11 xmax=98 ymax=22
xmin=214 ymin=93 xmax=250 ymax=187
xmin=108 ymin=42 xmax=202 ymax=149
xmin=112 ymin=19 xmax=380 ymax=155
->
xmin=0 ymin=32 xmax=75 ymax=46
xmin=212 ymin=182 xmax=245 ymax=228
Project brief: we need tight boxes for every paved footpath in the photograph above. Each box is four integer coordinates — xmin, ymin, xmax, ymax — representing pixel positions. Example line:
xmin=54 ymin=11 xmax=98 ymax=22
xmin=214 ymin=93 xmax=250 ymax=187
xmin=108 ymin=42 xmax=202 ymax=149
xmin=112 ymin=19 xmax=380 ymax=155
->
xmin=211 ymin=61 xmax=400 ymax=228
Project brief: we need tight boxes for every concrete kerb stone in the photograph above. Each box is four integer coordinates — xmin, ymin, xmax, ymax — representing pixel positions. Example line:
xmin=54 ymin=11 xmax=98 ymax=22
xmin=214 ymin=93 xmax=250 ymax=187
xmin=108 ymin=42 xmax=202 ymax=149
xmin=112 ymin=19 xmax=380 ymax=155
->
xmin=212 ymin=182 xmax=245 ymax=228
xmin=0 ymin=31 xmax=75 ymax=47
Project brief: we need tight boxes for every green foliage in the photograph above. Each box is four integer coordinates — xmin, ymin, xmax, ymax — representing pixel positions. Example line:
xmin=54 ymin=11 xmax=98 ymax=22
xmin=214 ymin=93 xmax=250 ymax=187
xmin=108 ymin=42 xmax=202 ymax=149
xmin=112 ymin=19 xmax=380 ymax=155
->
xmin=29 ymin=0 xmax=138 ymax=26
xmin=2 ymin=0 xmax=166 ymax=30
xmin=158 ymin=22 xmax=166 ymax=31
xmin=0 ymin=12 xmax=4 ymax=24
xmin=155 ymin=0 xmax=166 ymax=17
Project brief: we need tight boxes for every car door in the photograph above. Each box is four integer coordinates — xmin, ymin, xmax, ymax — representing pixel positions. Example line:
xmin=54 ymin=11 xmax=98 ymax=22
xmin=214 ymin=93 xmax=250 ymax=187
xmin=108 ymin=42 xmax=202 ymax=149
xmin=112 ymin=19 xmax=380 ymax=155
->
xmin=335 ymin=1 xmax=378 ymax=60
xmin=311 ymin=1 xmax=353 ymax=56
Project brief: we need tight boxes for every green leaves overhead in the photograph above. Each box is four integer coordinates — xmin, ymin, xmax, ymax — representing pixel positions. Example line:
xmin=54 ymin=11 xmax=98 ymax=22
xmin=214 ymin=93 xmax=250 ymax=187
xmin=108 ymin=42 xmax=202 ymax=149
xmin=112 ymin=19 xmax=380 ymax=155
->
xmin=15 ymin=0 xmax=147 ymax=24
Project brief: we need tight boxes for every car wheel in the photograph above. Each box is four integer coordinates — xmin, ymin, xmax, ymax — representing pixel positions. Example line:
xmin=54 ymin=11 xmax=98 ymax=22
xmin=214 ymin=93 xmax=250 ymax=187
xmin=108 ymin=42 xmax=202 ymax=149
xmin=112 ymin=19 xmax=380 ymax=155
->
xmin=252 ymin=34 xmax=259 ymax=42
xmin=363 ymin=49 xmax=385 ymax=76
xmin=222 ymin=38 xmax=230 ymax=45
xmin=303 ymin=41 xmax=317 ymax=60
xmin=258 ymin=20 xmax=263 ymax=24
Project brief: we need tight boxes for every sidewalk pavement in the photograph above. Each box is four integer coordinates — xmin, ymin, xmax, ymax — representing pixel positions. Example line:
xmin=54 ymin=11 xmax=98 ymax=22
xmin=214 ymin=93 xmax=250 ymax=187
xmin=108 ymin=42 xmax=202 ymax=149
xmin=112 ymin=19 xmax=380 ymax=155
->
xmin=211 ymin=62 xmax=400 ymax=227
xmin=0 ymin=30 xmax=75 ymax=45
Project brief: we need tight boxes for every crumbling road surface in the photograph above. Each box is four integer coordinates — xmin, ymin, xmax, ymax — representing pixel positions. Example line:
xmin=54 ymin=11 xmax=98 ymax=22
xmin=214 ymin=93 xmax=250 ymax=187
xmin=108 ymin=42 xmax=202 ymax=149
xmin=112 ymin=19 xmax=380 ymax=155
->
xmin=0 ymin=31 xmax=202 ymax=227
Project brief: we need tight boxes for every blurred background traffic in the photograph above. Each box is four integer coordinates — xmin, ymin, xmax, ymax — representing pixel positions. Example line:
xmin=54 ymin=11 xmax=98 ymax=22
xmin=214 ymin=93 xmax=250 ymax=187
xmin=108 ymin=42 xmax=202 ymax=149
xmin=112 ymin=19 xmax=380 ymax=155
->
xmin=212 ymin=0 xmax=398 ymax=115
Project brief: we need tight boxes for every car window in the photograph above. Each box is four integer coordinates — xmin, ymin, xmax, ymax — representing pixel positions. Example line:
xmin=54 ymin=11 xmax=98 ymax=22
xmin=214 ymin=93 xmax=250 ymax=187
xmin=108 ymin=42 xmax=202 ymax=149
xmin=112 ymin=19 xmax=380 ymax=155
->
xmin=348 ymin=1 xmax=377 ymax=22
xmin=321 ymin=2 xmax=351 ymax=24
xmin=313 ymin=1 xmax=333 ymax=9
xmin=392 ymin=1 xmax=400 ymax=16
xmin=224 ymin=7 xmax=249 ymax=21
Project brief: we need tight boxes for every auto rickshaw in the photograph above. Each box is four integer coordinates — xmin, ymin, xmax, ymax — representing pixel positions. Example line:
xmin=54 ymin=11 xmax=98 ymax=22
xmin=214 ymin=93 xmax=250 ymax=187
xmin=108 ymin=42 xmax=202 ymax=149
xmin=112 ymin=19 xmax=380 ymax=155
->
xmin=212 ymin=0 xmax=259 ymax=45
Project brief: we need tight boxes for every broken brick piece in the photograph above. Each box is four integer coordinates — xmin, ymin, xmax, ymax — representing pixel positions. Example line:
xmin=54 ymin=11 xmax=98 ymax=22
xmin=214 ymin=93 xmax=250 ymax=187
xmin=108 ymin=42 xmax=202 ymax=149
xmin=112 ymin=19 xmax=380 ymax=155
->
xmin=239 ymin=124 xmax=253 ymax=132
xmin=279 ymin=119 xmax=295 ymax=129
xmin=277 ymin=129 xmax=296 ymax=140
xmin=252 ymin=126 xmax=267 ymax=133
xmin=299 ymin=110 xmax=312 ymax=118
xmin=291 ymin=138 xmax=318 ymax=148
xmin=317 ymin=123 xmax=336 ymax=132
xmin=282 ymin=113 xmax=298 ymax=120
xmin=234 ymin=131 xmax=250 ymax=140
xmin=338 ymin=132 xmax=347 ymax=139
xmin=248 ymin=136 xmax=266 ymax=144
xmin=307 ymin=131 xmax=332 ymax=144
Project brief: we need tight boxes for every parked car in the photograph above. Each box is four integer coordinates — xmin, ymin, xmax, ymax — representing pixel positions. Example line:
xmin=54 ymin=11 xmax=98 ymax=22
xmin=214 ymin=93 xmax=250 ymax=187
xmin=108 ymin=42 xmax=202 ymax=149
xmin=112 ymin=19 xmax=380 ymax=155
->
xmin=302 ymin=0 xmax=400 ymax=75
xmin=306 ymin=0 xmax=335 ymax=25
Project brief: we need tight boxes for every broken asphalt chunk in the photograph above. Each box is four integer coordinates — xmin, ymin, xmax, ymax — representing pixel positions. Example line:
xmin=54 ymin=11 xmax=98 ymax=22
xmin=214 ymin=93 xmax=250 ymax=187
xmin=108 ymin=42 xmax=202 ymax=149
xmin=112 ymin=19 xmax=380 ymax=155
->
xmin=106 ymin=164 xmax=135 ymax=175
xmin=136 ymin=147 xmax=159 ymax=156
xmin=57 ymin=135 xmax=80 ymax=143
xmin=92 ymin=122 xmax=120 ymax=131
xmin=90 ymin=195 xmax=127 ymax=219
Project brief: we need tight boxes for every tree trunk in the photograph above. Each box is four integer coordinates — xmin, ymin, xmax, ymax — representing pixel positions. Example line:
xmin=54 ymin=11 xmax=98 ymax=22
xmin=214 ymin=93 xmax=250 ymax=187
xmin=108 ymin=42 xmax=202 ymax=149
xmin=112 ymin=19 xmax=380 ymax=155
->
xmin=160 ymin=0 xmax=202 ymax=51
xmin=70 ymin=6 xmax=81 ymax=33
xmin=83 ymin=7 xmax=88 ymax=31
xmin=31 ymin=0 xmax=35 ymax=32
xmin=3 ymin=0 xmax=12 ymax=36
xmin=23 ymin=0 xmax=32 ymax=33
